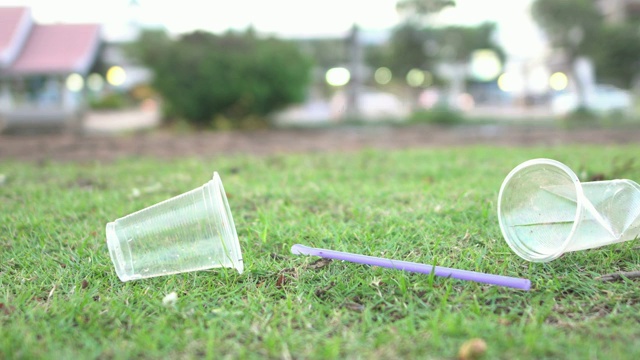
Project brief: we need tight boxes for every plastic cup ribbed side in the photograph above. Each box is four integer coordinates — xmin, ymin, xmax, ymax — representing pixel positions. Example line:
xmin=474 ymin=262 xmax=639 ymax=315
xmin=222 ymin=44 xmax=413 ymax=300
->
xmin=106 ymin=172 xmax=243 ymax=281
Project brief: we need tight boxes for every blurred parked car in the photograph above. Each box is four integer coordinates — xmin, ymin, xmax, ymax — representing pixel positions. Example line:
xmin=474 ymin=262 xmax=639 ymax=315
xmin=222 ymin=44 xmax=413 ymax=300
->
xmin=551 ymin=85 xmax=633 ymax=116
xmin=356 ymin=91 xmax=408 ymax=120
xmin=329 ymin=90 xmax=408 ymax=121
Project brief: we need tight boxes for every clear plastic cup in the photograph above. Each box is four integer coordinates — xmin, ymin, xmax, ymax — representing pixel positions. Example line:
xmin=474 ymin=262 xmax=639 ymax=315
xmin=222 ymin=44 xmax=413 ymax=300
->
xmin=498 ymin=158 xmax=640 ymax=262
xmin=106 ymin=172 xmax=243 ymax=281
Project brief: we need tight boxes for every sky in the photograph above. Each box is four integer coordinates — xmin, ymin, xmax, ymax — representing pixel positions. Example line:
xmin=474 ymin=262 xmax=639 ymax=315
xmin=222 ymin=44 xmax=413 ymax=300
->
xmin=0 ymin=0 xmax=547 ymax=59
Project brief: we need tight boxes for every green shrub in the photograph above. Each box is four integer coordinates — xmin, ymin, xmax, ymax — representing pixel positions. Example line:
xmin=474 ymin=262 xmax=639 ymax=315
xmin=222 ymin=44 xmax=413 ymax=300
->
xmin=88 ymin=92 xmax=131 ymax=110
xmin=129 ymin=29 xmax=313 ymax=127
xmin=559 ymin=106 xmax=600 ymax=128
xmin=566 ymin=106 xmax=599 ymax=121
xmin=409 ymin=106 xmax=465 ymax=125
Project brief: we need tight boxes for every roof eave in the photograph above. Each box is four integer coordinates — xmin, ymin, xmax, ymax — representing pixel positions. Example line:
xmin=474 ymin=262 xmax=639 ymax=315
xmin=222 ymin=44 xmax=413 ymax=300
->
xmin=0 ymin=7 xmax=33 ymax=68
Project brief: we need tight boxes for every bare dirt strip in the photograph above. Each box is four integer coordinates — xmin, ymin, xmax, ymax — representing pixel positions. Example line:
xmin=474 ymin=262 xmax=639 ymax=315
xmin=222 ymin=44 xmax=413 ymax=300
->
xmin=1 ymin=124 xmax=639 ymax=162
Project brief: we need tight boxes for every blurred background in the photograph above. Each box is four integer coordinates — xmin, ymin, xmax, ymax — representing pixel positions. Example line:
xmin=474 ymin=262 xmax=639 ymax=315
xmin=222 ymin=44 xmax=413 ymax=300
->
xmin=1 ymin=0 xmax=639 ymax=138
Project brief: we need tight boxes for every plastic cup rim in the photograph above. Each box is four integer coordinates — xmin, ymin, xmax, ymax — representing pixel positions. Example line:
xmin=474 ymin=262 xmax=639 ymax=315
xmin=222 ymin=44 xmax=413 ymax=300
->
xmin=106 ymin=221 xmax=128 ymax=281
xmin=498 ymin=158 xmax=584 ymax=262
xmin=210 ymin=171 xmax=244 ymax=274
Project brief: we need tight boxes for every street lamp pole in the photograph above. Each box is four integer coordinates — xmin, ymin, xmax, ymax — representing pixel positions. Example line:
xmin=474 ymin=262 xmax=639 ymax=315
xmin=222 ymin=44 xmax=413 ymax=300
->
xmin=346 ymin=24 xmax=362 ymax=119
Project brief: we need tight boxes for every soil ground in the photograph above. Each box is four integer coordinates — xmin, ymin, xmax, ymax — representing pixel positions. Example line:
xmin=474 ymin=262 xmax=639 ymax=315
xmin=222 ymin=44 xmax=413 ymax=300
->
xmin=1 ymin=124 xmax=639 ymax=162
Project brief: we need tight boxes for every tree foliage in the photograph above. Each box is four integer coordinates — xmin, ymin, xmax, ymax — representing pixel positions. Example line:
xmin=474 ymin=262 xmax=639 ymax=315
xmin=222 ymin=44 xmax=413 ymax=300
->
xmin=129 ymin=29 xmax=312 ymax=126
xmin=531 ymin=0 xmax=603 ymax=58
xmin=296 ymin=38 xmax=348 ymax=70
xmin=429 ymin=22 xmax=505 ymax=63
xmin=532 ymin=0 xmax=600 ymax=105
xmin=591 ymin=23 xmax=640 ymax=88
xmin=364 ymin=0 xmax=458 ymax=82
xmin=365 ymin=22 xmax=504 ymax=81
xmin=365 ymin=23 xmax=434 ymax=78
xmin=532 ymin=0 xmax=640 ymax=89
xmin=396 ymin=0 xmax=456 ymax=23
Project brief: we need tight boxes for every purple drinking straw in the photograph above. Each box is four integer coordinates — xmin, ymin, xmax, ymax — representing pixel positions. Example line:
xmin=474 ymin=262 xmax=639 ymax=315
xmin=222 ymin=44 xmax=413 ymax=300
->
xmin=291 ymin=244 xmax=531 ymax=291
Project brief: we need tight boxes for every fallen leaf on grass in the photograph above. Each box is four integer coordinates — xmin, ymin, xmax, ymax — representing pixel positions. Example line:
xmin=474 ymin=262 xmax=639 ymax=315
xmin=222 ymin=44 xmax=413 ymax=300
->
xmin=269 ymin=253 xmax=286 ymax=261
xmin=612 ymin=246 xmax=640 ymax=253
xmin=0 ymin=303 xmax=15 ymax=315
xmin=588 ymin=173 xmax=606 ymax=182
xmin=458 ymin=338 xmax=487 ymax=360
xmin=314 ymin=282 xmax=336 ymax=298
xmin=343 ymin=301 xmax=365 ymax=312
xmin=596 ymin=270 xmax=640 ymax=282
xmin=305 ymin=258 xmax=332 ymax=270
xmin=276 ymin=268 xmax=297 ymax=288
xmin=276 ymin=273 xmax=288 ymax=288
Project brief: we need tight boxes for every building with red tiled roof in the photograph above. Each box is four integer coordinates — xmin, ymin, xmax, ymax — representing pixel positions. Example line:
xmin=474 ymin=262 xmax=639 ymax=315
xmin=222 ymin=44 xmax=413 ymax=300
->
xmin=6 ymin=24 xmax=101 ymax=75
xmin=0 ymin=6 xmax=102 ymax=132
xmin=0 ymin=7 xmax=31 ymax=68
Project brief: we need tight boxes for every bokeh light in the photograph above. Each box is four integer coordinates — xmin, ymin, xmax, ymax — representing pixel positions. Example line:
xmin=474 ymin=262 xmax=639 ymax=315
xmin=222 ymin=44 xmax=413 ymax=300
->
xmin=106 ymin=66 xmax=127 ymax=87
xmin=325 ymin=67 xmax=350 ymax=86
xmin=469 ymin=49 xmax=501 ymax=81
xmin=419 ymin=89 xmax=439 ymax=108
xmin=141 ymin=98 xmax=158 ymax=112
xmin=549 ymin=72 xmax=568 ymax=91
xmin=457 ymin=93 xmax=475 ymax=111
xmin=65 ymin=73 xmax=84 ymax=92
xmin=528 ymin=67 xmax=550 ymax=93
xmin=374 ymin=67 xmax=392 ymax=85
xmin=87 ymin=73 xmax=104 ymax=92
xmin=406 ymin=68 xmax=425 ymax=87
xmin=422 ymin=71 xmax=433 ymax=87
xmin=497 ymin=73 xmax=511 ymax=92
xmin=497 ymin=72 xmax=524 ymax=93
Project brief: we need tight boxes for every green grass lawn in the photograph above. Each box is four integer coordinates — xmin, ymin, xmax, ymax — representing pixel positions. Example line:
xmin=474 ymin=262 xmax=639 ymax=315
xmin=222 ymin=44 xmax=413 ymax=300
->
xmin=2 ymin=145 xmax=640 ymax=359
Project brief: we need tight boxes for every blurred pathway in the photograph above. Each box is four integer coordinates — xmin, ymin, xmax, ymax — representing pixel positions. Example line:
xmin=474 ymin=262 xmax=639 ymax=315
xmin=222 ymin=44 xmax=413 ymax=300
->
xmin=83 ymin=108 xmax=161 ymax=134
xmin=1 ymin=123 xmax=639 ymax=162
